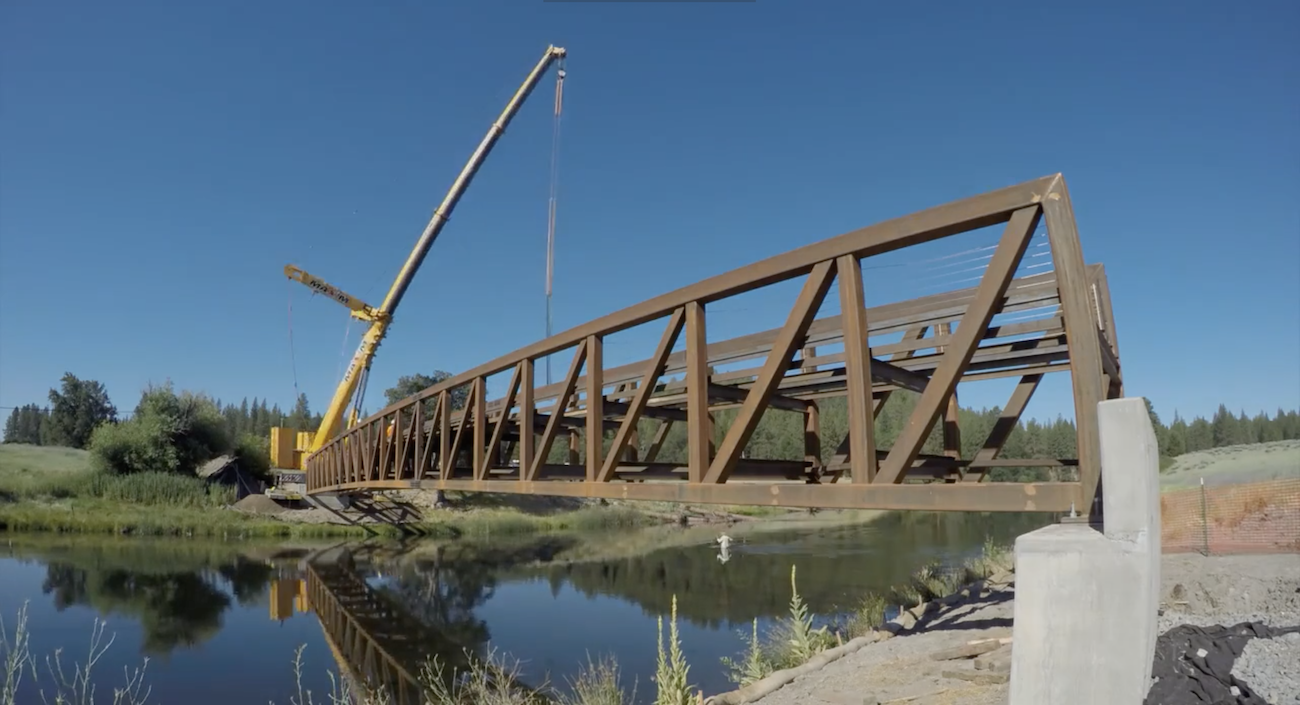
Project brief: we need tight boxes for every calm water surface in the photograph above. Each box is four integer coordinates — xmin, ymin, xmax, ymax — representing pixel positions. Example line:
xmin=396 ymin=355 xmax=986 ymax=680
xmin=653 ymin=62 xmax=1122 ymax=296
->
xmin=0 ymin=511 xmax=1052 ymax=704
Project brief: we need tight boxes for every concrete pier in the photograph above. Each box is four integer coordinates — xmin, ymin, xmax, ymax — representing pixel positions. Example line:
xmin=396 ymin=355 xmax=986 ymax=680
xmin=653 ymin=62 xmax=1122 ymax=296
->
xmin=1009 ymin=397 xmax=1162 ymax=704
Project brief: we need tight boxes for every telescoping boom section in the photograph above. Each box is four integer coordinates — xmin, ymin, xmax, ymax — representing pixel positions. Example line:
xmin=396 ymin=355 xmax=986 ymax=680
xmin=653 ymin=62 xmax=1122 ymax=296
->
xmin=302 ymin=173 xmax=1124 ymax=518
xmin=270 ymin=45 xmax=568 ymax=471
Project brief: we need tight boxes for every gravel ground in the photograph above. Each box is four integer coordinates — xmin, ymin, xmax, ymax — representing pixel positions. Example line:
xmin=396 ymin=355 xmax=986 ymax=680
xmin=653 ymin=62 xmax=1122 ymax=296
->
xmin=734 ymin=552 xmax=1299 ymax=705
xmin=736 ymin=579 xmax=1018 ymax=705
xmin=1236 ymin=632 xmax=1300 ymax=704
xmin=1156 ymin=553 xmax=1300 ymax=704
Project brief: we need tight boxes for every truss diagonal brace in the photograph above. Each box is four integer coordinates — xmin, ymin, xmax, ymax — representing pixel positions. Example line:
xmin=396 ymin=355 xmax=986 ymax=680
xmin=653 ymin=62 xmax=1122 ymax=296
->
xmin=528 ymin=341 xmax=588 ymax=482
xmin=598 ymin=309 xmax=686 ymax=482
xmin=705 ymin=259 xmax=837 ymax=484
xmin=875 ymin=205 xmax=1042 ymax=484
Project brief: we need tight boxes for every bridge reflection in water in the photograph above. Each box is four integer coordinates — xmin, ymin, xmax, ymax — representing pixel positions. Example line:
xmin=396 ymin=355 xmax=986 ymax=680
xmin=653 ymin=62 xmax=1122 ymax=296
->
xmin=270 ymin=546 xmax=531 ymax=705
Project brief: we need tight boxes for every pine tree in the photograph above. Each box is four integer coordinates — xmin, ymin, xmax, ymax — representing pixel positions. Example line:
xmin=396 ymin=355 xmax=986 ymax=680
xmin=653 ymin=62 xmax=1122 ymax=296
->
xmin=283 ymin=393 xmax=309 ymax=431
xmin=1187 ymin=417 xmax=1214 ymax=452
xmin=1211 ymin=404 xmax=1239 ymax=448
xmin=1166 ymin=412 xmax=1187 ymax=456
xmin=2 ymin=408 xmax=19 ymax=443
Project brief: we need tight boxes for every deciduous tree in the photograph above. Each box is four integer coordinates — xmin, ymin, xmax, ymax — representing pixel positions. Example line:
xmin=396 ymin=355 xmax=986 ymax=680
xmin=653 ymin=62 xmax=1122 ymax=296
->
xmin=45 ymin=373 xmax=117 ymax=449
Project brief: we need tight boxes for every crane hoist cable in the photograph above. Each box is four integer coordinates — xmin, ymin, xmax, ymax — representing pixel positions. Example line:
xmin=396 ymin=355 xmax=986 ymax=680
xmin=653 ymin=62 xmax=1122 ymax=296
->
xmin=336 ymin=317 xmax=356 ymax=389
xmin=287 ymin=281 xmax=301 ymax=398
xmin=544 ymin=58 xmax=566 ymax=385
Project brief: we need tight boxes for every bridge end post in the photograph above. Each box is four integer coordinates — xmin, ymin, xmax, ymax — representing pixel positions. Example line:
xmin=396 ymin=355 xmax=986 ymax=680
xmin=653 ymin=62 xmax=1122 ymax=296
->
xmin=1008 ymin=397 xmax=1161 ymax=705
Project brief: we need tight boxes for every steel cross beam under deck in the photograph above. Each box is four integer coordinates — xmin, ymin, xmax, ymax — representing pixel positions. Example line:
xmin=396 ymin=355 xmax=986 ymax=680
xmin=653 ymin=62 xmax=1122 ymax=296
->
xmin=305 ymin=173 xmax=1122 ymax=517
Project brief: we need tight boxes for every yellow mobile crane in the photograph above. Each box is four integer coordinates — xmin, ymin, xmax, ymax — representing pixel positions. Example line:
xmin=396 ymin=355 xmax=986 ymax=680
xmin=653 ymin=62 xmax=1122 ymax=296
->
xmin=269 ymin=45 xmax=567 ymax=472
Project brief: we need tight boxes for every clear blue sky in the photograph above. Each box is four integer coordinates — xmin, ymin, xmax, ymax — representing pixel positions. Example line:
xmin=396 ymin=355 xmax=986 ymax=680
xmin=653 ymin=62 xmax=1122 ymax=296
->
xmin=2 ymin=0 xmax=1297 ymax=426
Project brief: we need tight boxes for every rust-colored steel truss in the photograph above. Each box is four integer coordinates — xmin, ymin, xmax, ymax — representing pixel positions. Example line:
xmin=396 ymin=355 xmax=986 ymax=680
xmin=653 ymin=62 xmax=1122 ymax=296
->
xmin=305 ymin=173 xmax=1123 ymax=516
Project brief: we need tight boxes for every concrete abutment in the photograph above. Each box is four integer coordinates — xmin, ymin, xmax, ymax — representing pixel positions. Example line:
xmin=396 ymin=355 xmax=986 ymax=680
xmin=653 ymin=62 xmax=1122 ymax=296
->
xmin=1009 ymin=397 xmax=1161 ymax=704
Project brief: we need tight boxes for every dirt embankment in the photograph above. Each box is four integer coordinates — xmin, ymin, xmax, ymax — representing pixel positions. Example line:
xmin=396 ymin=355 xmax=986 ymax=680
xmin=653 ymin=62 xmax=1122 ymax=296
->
xmin=226 ymin=488 xmax=769 ymax=526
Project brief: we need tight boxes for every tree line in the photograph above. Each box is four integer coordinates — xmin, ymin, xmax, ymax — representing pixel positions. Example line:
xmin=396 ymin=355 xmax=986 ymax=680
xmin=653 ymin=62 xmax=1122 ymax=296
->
xmin=4 ymin=371 xmax=1299 ymax=482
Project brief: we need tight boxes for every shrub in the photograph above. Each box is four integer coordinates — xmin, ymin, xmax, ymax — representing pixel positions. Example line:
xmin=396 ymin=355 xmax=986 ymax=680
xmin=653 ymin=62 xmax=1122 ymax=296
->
xmin=89 ymin=414 xmax=180 ymax=475
xmin=89 ymin=384 xmax=230 ymax=476
xmin=234 ymin=433 xmax=272 ymax=480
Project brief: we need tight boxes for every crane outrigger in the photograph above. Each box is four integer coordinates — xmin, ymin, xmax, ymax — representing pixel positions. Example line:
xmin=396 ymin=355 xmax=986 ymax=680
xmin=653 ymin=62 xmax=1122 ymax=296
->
xmin=269 ymin=45 xmax=568 ymax=472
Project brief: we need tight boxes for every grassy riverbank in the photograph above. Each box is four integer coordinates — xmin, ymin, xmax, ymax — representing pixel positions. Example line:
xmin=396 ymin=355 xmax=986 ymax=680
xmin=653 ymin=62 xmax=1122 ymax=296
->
xmin=0 ymin=445 xmax=661 ymax=538
xmin=0 ymin=444 xmax=778 ymax=539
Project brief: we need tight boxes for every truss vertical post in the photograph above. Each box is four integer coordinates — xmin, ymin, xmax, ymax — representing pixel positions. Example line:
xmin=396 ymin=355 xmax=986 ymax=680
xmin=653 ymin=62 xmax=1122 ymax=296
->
xmin=837 ymin=254 xmax=878 ymax=483
xmin=585 ymin=334 xmax=604 ymax=483
xmin=685 ymin=302 xmax=710 ymax=483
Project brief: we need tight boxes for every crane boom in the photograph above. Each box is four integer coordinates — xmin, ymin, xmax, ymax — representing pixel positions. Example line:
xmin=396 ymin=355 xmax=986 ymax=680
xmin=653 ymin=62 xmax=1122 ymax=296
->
xmin=289 ymin=44 xmax=568 ymax=462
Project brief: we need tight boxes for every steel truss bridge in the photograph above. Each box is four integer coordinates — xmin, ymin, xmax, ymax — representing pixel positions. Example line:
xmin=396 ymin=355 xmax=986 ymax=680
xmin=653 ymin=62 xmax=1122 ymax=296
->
xmin=304 ymin=174 xmax=1123 ymax=518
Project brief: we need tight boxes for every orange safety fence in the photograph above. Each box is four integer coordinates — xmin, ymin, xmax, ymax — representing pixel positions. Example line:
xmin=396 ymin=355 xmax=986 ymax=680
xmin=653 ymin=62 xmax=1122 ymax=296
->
xmin=1161 ymin=478 xmax=1300 ymax=555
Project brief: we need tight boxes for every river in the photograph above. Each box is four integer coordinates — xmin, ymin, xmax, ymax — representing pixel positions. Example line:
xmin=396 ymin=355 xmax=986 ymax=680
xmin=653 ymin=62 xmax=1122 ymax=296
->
xmin=0 ymin=511 xmax=1053 ymax=704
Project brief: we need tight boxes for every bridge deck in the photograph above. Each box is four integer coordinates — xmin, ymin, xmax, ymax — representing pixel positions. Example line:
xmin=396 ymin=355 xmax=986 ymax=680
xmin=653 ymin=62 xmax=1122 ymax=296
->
xmin=306 ymin=173 xmax=1123 ymax=516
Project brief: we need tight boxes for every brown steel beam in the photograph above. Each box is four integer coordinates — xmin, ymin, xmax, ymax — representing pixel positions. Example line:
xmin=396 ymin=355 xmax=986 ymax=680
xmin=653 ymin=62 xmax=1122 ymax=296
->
xmin=838 ymin=254 xmax=877 ymax=483
xmin=481 ymin=363 xmax=522 ymax=481
xmin=585 ymin=334 xmax=603 ymax=483
xmin=600 ymin=309 xmax=684 ymax=482
xmin=686 ymin=302 xmax=710 ymax=484
xmin=963 ymin=373 xmax=1043 ymax=483
xmin=529 ymin=341 xmax=586 ymax=481
xmin=705 ymin=260 xmax=837 ymax=484
xmin=706 ymin=383 xmax=808 ymax=412
xmin=1041 ymin=175 xmax=1105 ymax=518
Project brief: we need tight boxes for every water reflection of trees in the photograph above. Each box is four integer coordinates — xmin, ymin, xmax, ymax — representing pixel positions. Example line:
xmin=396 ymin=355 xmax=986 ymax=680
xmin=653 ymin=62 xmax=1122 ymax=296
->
xmin=35 ymin=547 xmax=277 ymax=655
xmin=13 ymin=511 xmax=1055 ymax=672
xmin=515 ymin=511 xmax=1054 ymax=629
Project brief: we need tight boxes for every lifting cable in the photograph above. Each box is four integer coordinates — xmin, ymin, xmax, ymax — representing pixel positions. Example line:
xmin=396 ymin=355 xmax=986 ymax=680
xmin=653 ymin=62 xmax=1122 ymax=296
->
xmin=544 ymin=58 xmax=566 ymax=385
xmin=287 ymin=281 xmax=301 ymax=399
xmin=336 ymin=318 xmax=356 ymax=390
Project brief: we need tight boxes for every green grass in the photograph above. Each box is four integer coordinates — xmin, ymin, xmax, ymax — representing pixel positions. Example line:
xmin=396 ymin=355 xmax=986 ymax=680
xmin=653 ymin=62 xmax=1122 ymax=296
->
xmin=0 ymin=499 xmax=660 ymax=540
xmin=1 ymin=445 xmax=661 ymax=539
xmin=0 ymin=444 xmax=91 ymax=498
xmin=0 ymin=499 xmax=396 ymax=538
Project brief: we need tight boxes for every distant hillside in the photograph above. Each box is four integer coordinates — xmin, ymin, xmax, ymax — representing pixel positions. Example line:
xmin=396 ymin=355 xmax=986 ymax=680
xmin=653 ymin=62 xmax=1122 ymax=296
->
xmin=1159 ymin=440 xmax=1300 ymax=491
